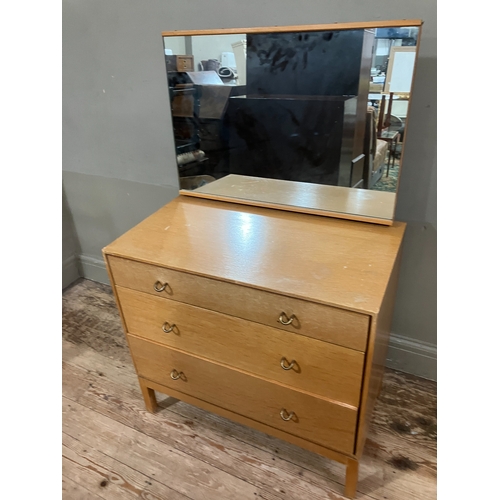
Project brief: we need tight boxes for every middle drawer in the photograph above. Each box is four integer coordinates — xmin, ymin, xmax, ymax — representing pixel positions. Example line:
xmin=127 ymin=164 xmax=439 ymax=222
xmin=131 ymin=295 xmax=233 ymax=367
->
xmin=117 ymin=286 xmax=365 ymax=407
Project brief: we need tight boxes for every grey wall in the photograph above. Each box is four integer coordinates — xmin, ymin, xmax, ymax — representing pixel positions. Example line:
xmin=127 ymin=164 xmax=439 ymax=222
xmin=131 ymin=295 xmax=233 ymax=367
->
xmin=62 ymin=0 xmax=436 ymax=379
xmin=62 ymin=188 xmax=81 ymax=289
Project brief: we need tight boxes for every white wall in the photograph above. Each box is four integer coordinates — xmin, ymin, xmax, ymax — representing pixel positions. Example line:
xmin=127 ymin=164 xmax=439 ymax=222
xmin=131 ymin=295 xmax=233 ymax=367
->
xmin=163 ymin=36 xmax=186 ymax=55
xmin=191 ymin=34 xmax=245 ymax=69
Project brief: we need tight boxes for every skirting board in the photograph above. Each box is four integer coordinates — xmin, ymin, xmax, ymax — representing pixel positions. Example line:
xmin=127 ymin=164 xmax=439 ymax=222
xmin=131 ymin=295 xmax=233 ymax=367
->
xmin=63 ymin=255 xmax=81 ymax=290
xmin=385 ymin=334 xmax=436 ymax=381
xmin=79 ymin=254 xmax=110 ymax=285
xmin=71 ymin=254 xmax=436 ymax=381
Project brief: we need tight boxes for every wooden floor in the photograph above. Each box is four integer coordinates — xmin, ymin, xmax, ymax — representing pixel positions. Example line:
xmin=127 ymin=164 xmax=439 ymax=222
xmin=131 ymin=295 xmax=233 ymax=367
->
xmin=62 ymin=279 xmax=437 ymax=500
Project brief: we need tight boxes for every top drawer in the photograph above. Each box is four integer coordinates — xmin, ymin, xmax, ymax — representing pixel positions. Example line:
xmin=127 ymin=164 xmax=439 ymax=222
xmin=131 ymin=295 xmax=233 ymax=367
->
xmin=106 ymin=255 xmax=369 ymax=351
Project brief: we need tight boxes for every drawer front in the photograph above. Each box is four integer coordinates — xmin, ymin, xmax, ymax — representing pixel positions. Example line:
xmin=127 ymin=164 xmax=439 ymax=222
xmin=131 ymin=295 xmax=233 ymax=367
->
xmin=107 ymin=255 xmax=369 ymax=351
xmin=176 ymin=55 xmax=194 ymax=72
xmin=129 ymin=336 xmax=357 ymax=454
xmin=117 ymin=287 xmax=364 ymax=407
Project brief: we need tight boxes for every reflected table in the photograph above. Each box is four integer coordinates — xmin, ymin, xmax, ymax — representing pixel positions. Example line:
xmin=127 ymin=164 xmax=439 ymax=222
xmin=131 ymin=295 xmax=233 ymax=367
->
xmin=378 ymin=130 xmax=400 ymax=177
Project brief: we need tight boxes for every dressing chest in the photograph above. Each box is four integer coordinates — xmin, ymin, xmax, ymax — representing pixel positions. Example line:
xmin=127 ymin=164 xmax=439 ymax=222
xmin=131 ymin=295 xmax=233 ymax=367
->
xmin=103 ymin=195 xmax=405 ymax=498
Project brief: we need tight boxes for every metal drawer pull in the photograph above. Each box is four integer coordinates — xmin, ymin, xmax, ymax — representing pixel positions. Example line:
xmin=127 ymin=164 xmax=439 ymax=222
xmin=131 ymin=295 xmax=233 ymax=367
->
xmin=162 ymin=322 xmax=175 ymax=333
xmin=154 ymin=281 xmax=168 ymax=292
xmin=170 ymin=369 xmax=184 ymax=380
xmin=280 ymin=357 xmax=296 ymax=370
xmin=278 ymin=312 xmax=296 ymax=325
xmin=280 ymin=409 xmax=296 ymax=421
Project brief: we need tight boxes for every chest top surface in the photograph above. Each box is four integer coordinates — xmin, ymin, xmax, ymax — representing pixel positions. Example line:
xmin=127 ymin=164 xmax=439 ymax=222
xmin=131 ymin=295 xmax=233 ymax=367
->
xmin=104 ymin=197 xmax=406 ymax=314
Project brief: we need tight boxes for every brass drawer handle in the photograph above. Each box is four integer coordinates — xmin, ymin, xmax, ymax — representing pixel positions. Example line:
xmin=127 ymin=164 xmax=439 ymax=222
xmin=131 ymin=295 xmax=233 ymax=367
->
xmin=278 ymin=312 xmax=296 ymax=326
xmin=162 ymin=322 xmax=176 ymax=334
xmin=170 ymin=369 xmax=184 ymax=380
xmin=280 ymin=408 xmax=296 ymax=421
xmin=154 ymin=281 xmax=168 ymax=292
xmin=280 ymin=357 xmax=296 ymax=370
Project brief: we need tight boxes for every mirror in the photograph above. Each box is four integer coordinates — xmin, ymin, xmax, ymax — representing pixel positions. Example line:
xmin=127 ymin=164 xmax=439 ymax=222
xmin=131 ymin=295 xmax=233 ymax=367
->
xmin=162 ymin=21 xmax=422 ymax=224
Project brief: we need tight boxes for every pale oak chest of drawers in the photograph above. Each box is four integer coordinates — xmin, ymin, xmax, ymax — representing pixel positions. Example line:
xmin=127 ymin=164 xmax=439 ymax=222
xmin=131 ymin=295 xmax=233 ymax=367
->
xmin=103 ymin=196 xmax=405 ymax=498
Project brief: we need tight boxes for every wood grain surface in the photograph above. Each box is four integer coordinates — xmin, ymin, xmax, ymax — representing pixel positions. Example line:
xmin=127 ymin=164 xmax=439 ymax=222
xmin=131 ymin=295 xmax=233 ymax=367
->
xmin=62 ymin=279 xmax=436 ymax=500
xmin=116 ymin=286 xmax=365 ymax=405
xmin=162 ymin=20 xmax=423 ymax=37
xmin=129 ymin=335 xmax=358 ymax=454
xmin=182 ymin=175 xmax=396 ymax=223
xmin=108 ymin=255 xmax=370 ymax=350
xmin=103 ymin=197 xmax=406 ymax=314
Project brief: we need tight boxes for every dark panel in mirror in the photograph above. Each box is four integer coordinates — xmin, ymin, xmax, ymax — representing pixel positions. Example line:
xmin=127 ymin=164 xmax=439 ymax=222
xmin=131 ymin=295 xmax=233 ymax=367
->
xmin=246 ymin=30 xmax=366 ymax=96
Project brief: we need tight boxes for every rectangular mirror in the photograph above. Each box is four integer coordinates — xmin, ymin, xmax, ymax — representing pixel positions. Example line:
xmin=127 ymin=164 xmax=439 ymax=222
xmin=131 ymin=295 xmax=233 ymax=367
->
xmin=162 ymin=21 xmax=422 ymax=225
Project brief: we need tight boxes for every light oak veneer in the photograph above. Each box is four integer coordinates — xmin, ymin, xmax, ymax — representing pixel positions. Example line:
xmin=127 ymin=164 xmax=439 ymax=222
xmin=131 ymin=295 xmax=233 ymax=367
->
xmin=183 ymin=175 xmax=397 ymax=224
xmin=104 ymin=197 xmax=405 ymax=314
xmin=109 ymin=255 xmax=370 ymax=351
xmin=116 ymin=286 xmax=365 ymax=406
xmin=103 ymin=196 xmax=406 ymax=498
xmin=129 ymin=335 xmax=358 ymax=455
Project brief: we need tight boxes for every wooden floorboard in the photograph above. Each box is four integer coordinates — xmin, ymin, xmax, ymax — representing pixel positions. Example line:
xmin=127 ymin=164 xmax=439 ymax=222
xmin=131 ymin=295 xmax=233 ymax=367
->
xmin=62 ymin=279 xmax=437 ymax=500
xmin=63 ymin=432 xmax=192 ymax=500
xmin=62 ymin=475 xmax=107 ymax=500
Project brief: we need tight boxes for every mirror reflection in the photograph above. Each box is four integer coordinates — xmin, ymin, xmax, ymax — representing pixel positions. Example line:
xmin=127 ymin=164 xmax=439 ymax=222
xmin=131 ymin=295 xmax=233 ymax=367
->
xmin=163 ymin=26 xmax=419 ymax=218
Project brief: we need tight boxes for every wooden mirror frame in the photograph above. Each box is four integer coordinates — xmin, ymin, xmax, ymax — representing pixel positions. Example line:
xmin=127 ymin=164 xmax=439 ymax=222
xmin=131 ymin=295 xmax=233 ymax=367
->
xmin=162 ymin=19 xmax=423 ymax=225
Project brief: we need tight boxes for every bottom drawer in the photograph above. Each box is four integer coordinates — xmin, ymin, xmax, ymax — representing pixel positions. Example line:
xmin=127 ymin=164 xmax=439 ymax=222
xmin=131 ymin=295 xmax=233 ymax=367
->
xmin=128 ymin=335 xmax=357 ymax=454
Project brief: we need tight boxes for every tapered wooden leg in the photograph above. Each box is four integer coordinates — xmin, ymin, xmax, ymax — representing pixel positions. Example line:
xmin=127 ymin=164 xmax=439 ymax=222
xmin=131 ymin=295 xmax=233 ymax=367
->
xmin=139 ymin=378 xmax=158 ymax=413
xmin=345 ymin=458 xmax=359 ymax=499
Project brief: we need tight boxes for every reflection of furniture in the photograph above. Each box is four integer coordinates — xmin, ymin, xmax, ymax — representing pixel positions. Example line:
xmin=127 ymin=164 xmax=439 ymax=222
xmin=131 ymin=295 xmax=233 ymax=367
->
xmin=232 ymin=29 xmax=374 ymax=188
xmin=386 ymin=114 xmax=405 ymax=159
xmin=224 ymin=96 xmax=358 ymax=186
xmin=379 ymin=130 xmax=400 ymax=176
xmin=166 ymin=60 xmax=245 ymax=178
xmin=165 ymin=55 xmax=194 ymax=72
xmin=376 ymin=92 xmax=405 ymax=173
xmin=165 ymin=57 xmax=202 ymax=163
xmin=247 ymin=30 xmax=370 ymax=97
xmin=368 ymin=94 xmax=407 ymax=132
xmin=369 ymin=82 xmax=384 ymax=93
xmin=196 ymin=83 xmax=245 ymax=177
xmin=103 ymin=195 xmax=406 ymax=500
xmin=377 ymin=93 xmax=396 ymax=135
xmin=368 ymin=93 xmax=400 ymax=105
xmin=363 ymin=107 xmax=389 ymax=188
